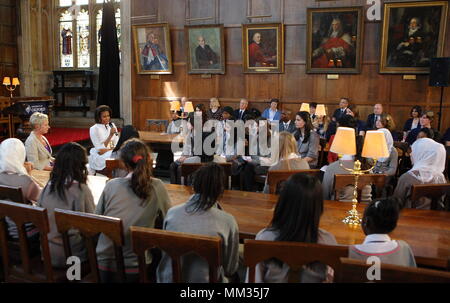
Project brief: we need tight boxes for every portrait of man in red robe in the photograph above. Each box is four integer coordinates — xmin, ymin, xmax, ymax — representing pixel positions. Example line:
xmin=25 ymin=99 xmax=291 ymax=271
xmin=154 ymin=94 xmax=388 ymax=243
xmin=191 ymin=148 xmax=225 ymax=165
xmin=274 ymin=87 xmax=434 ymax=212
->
xmin=312 ymin=17 xmax=355 ymax=68
xmin=248 ymin=31 xmax=277 ymax=68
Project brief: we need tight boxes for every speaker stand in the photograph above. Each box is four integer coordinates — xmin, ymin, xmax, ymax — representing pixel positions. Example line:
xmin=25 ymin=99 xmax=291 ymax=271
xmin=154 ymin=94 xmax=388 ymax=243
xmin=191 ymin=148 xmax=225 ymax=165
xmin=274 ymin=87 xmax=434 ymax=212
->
xmin=438 ymin=86 xmax=445 ymax=131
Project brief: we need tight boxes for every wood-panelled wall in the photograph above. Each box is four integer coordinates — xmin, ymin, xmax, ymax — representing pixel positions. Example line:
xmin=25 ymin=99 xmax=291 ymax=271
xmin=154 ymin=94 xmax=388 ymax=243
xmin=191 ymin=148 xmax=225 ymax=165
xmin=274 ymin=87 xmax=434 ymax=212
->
xmin=0 ymin=0 xmax=18 ymax=97
xmin=131 ymin=0 xmax=450 ymax=132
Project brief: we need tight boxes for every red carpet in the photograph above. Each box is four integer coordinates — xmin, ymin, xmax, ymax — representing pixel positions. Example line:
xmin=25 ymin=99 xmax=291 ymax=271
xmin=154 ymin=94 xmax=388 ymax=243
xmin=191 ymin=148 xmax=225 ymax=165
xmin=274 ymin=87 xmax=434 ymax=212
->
xmin=46 ymin=127 xmax=91 ymax=147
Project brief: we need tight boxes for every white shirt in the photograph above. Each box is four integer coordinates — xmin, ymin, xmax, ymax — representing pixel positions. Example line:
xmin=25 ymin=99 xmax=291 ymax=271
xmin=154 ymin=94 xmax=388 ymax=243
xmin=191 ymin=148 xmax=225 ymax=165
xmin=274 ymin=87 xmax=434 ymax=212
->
xmin=90 ymin=123 xmax=119 ymax=150
xmin=268 ymin=109 xmax=277 ymax=121
xmin=354 ymin=234 xmax=398 ymax=254
xmin=282 ymin=120 xmax=291 ymax=130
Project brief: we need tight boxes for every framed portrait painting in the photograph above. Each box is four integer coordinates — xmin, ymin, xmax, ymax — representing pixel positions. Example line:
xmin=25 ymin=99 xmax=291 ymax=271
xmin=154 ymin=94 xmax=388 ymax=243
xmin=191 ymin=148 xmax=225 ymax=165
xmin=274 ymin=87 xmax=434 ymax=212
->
xmin=242 ymin=23 xmax=284 ymax=73
xmin=380 ymin=1 xmax=448 ymax=74
xmin=185 ymin=24 xmax=225 ymax=74
xmin=132 ymin=23 xmax=173 ymax=74
xmin=306 ymin=7 xmax=364 ymax=74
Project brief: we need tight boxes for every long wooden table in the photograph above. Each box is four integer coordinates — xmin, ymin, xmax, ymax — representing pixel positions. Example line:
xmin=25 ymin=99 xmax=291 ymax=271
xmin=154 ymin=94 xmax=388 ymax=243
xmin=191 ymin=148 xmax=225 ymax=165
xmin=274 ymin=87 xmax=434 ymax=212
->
xmin=166 ymin=184 xmax=450 ymax=269
xmin=30 ymin=170 xmax=450 ymax=269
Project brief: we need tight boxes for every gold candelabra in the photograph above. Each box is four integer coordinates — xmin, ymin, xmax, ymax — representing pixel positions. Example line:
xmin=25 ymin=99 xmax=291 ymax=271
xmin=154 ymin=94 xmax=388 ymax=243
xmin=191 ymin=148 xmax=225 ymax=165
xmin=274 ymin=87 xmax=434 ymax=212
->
xmin=2 ymin=77 xmax=20 ymax=98
xmin=339 ymin=159 xmax=377 ymax=226
xmin=330 ymin=127 xmax=389 ymax=226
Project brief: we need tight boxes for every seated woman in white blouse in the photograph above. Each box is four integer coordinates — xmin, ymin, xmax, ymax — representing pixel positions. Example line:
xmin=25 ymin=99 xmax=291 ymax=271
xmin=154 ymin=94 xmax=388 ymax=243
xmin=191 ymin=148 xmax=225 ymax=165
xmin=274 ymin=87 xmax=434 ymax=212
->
xmin=88 ymin=105 xmax=119 ymax=172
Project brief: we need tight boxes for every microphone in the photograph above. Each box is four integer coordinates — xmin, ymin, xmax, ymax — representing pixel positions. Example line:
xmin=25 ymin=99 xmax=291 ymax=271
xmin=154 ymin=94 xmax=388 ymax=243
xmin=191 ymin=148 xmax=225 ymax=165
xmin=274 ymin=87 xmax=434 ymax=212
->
xmin=109 ymin=122 xmax=119 ymax=136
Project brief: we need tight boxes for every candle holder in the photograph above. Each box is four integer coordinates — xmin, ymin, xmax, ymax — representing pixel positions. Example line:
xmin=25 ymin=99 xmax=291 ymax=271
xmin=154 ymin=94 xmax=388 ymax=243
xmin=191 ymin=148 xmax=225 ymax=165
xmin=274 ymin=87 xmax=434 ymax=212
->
xmin=339 ymin=159 xmax=376 ymax=226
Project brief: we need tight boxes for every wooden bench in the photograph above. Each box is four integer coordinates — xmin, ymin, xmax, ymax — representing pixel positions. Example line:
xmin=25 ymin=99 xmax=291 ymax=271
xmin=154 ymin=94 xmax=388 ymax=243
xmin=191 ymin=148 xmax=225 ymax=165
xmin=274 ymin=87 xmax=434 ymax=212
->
xmin=411 ymin=183 xmax=450 ymax=210
xmin=334 ymin=174 xmax=386 ymax=201
xmin=267 ymin=169 xmax=321 ymax=194
xmin=130 ymin=226 xmax=221 ymax=283
xmin=0 ymin=200 xmax=65 ymax=282
xmin=244 ymin=239 xmax=348 ymax=283
xmin=339 ymin=257 xmax=450 ymax=283
xmin=54 ymin=209 xmax=126 ymax=282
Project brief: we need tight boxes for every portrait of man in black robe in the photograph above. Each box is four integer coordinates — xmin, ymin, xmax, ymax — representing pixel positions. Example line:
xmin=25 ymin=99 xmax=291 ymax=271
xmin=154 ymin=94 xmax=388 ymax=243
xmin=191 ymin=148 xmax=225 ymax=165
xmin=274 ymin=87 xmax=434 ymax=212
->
xmin=195 ymin=36 xmax=219 ymax=69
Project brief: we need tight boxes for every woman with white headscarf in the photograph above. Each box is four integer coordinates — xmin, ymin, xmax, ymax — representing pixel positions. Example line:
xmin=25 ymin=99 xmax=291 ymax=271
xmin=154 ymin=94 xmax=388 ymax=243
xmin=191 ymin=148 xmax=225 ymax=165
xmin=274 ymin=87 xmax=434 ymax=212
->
xmin=372 ymin=128 xmax=398 ymax=176
xmin=393 ymin=138 xmax=447 ymax=209
xmin=0 ymin=138 xmax=42 ymax=203
xmin=0 ymin=138 xmax=42 ymax=254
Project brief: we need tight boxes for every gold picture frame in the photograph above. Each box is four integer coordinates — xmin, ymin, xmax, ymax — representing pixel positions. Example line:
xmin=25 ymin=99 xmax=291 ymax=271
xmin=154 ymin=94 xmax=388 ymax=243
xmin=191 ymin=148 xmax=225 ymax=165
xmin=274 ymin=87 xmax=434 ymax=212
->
xmin=132 ymin=23 xmax=173 ymax=75
xmin=306 ymin=7 xmax=364 ymax=74
xmin=185 ymin=24 xmax=225 ymax=74
xmin=380 ymin=1 xmax=448 ymax=74
xmin=242 ymin=23 xmax=284 ymax=74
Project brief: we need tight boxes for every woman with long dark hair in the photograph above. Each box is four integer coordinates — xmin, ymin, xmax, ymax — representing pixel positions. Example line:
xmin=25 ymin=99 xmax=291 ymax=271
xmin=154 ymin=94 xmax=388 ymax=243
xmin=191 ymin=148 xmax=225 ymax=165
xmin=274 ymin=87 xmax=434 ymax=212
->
xmin=250 ymin=173 xmax=336 ymax=282
xmin=96 ymin=138 xmax=171 ymax=282
xmin=294 ymin=111 xmax=320 ymax=168
xmin=38 ymin=142 xmax=94 ymax=268
xmin=111 ymin=125 xmax=139 ymax=157
xmin=158 ymin=162 xmax=239 ymax=282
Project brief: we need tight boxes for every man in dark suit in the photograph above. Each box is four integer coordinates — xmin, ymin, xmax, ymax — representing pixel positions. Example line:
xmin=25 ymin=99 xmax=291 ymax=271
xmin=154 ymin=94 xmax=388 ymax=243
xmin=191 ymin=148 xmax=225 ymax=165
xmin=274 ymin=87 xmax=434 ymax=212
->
xmin=279 ymin=110 xmax=296 ymax=133
xmin=332 ymin=98 xmax=349 ymax=122
xmin=234 ymin=98 xmax=249 ymax=121
xmin=366 ymin=103 xmax=383 ymax=130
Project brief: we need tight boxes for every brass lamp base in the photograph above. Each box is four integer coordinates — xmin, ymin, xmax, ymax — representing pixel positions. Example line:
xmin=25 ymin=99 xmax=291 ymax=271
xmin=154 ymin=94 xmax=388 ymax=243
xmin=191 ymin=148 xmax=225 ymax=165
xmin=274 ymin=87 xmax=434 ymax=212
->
xmin=342 ymin=202 xmax=361 ymax=226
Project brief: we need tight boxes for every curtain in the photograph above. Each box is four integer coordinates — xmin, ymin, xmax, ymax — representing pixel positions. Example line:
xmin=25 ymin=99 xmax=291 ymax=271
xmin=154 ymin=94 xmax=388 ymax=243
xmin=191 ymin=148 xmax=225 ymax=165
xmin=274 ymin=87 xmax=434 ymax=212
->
xmin=97 ymin=1 xmax=120 ymax=118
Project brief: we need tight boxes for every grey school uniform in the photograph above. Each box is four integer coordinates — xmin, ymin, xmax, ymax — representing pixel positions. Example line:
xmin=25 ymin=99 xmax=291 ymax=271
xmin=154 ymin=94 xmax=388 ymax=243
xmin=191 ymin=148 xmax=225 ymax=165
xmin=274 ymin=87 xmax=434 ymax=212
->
xmin=296 ymin=131 xmax=320 ymax=168
xmin=38 ymin=183 xmax=95 ymax=268
xmin=393 ymin=171 xmax=447 ymax=209
xmin=322 ymin=160 xmax=372 ymax=202
xmin=372 ymin=149 xmax=398 ymax=176
xmin=0 ymin=172 xmax=42 ymax=239
xmin=249 ymin=228 xmax=337 ymax=283
xmin=96 ymin=177 xmax=171 ymax=270
xmin=157 ymin=194 xmax=239 ymax=283
xmin=348 ymin=235 xmax=416 ymax=268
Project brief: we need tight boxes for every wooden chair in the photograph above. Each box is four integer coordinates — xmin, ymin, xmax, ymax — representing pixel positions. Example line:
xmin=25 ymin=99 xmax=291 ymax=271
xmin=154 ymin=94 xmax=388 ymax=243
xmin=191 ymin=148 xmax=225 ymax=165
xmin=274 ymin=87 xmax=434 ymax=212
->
xmin=333 ymin=174 xmax=387 ymax=201
xmin=244 ymin=239 xmax=348 ymax=283
xmin=54 ymin=209 xmax=126 ymax=282
xmin=0 ymin=200 xmax=65 ymax=282
xmin=104 ymin=159 xmax=127 ymax=179
xmin=266 ymin=169 xmax=321 ymax=194
xmin=180 ymin=162 xmax=232 ymax=189
xmin=0 ymin=185 xmax=25 ymax=204
xmin=130 ymin=226 xmax=221 ymax=283
xmin=411 ymin=183 xmax=450 ymax=210
xmin=338 ymin=257 xmax=450 ymax=283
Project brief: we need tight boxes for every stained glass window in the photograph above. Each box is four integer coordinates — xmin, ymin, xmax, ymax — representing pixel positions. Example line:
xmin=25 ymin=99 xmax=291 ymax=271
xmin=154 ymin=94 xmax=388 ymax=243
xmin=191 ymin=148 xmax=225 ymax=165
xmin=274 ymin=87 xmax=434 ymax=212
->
xmin=59 ymin=0 xmax=72 ymax=6
xmin=58 ymin=0 xmax=121 ymax=69
xmin=59 ymin=10 xmax=73 ymax=68
xmin=77 ymin=9 xmax=90 ymax=68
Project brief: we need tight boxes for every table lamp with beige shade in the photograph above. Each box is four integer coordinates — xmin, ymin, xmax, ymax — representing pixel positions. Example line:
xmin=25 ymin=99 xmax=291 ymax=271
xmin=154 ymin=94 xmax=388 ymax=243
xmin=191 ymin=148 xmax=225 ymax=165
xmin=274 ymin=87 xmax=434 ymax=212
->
xmin=330 ymin=128 xmax=389 ymax=225
xmin=299 ymin=103 xmax=310 ymax=113
xmin=315 ymin=104 xmax=327 ymax=117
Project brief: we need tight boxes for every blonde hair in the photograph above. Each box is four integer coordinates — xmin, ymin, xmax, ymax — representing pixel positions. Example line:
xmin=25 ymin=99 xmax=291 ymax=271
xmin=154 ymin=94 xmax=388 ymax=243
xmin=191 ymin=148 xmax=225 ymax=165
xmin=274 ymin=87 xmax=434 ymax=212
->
xmin=29 ymin=112 xmax=49 ymax=128
xmin=209 ymin=97 xmax=220 ymax=109
xmin=278 ymin=132 xmax=299 ymax=161
xmin=379 ymin=113 xmax=396 ymax=131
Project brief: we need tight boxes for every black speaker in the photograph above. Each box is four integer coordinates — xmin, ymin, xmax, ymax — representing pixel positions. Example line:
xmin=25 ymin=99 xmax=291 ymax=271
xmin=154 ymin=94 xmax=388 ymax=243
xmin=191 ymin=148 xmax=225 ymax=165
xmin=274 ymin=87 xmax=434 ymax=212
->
xmin=429 ymin=57 xmax=450 ymax=87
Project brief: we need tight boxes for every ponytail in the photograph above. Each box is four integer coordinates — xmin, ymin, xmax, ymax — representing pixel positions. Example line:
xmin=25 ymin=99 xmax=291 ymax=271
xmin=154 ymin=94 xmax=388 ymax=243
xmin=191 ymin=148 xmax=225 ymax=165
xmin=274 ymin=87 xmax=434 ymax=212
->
xmin=120 ymin=138 xmax=153 ymax=204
